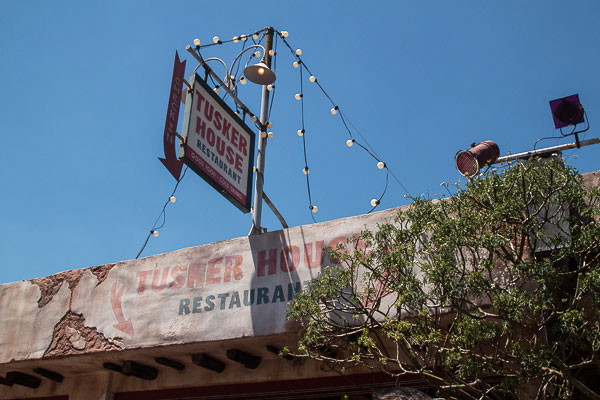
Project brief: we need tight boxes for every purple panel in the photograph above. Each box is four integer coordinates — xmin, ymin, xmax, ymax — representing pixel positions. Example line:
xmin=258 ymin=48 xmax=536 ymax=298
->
xmin=549 ymin=94 xmax=584 ymax=129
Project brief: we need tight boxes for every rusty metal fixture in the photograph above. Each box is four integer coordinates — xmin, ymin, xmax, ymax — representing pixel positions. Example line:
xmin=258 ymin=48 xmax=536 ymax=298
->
xmin=455 ymin=140 xmax=500 ymax=177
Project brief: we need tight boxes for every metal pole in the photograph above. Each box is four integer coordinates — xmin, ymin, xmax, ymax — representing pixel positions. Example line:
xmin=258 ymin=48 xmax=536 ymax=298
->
xmin=493 ymin=137 xmax=600 ymax=164
xmin=250 ymin=27 xmax=274 ymax=235
xmin=185 ymin=45 xmax=260 ymax=124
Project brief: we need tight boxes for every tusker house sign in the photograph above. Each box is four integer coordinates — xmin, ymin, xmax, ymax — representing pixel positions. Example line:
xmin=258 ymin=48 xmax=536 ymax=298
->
xmin=180 ymin=73 xmax=255 ymax=213
xmin=0 ymin=208 xmax=402 ymax=364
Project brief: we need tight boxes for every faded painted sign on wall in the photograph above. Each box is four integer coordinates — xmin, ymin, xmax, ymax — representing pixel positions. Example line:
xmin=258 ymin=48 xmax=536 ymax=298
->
xmin=0 ymin=207 xmax=403 ymax=363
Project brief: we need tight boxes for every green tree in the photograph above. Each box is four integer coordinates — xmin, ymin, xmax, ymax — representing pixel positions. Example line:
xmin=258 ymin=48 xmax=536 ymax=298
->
xmin=286 ymin=158 xmax=600 ymax=399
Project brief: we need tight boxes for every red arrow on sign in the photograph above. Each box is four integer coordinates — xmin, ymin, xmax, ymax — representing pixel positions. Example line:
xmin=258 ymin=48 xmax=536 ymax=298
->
xmin=159 ymin=51 xmax=186 ymax=180
xmin=111 ymin=282 xmax=134 ymax=337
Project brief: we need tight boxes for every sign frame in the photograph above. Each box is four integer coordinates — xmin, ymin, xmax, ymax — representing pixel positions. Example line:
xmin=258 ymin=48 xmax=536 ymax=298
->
xmin=179 ymin=72 xmax=255 ymax=214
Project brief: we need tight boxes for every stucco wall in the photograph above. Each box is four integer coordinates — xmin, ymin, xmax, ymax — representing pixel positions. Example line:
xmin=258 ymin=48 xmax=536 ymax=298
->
xmin=0 ymin=205 xmax=407 ymax=366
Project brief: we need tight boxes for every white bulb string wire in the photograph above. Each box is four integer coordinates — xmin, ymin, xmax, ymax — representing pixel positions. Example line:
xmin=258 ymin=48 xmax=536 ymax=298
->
xmin=194 ymin=29 xmax=266 ymax=50
xmin=266 ymin=35 xmax=278 ymax=122
xmin=191 ymin=28 xmax=411 ymax=220
xmin=297 ymin=63 xmax=317 ymax=223
xmin=135 ymin=166 xmax=189 ymax=259
xmin=339 ymin=110 xmax=410 ymax=196
xmin=368 ymin=170 xmax=389 ymax=214
xmin=277 ymin=29 xmax=412 ymax=213
xmin=192 ymin=44 xmax=264 ymax=132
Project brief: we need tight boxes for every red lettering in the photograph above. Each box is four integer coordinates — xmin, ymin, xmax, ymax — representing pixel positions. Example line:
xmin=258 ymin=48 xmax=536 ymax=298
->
xmin=231 ymin=128 xmax=239 ymax=148
xmin=257 ymin=249 xmax=278 ymax=277
xmin=280 ymin=246 xmax=300 ymax=272
xmin=136 ymin=270 xmax=152 ymax=295
xmin=207 ymin=127 xmax=216 ymax=146
xmin=216 ymin=136 xmax=226 ymax=156
xmin=196 ymin=117 xmax=206 ymax=138
xmin=214 ymin=110 xmax=222 ymax=130
xmin=328 ymin=236 xmax=349 ymax=264
xmin=151 ymin=267 xmax=170 ymax=292
xmin=354 ymin=236 xmax=372 ymax=258
xmin=238 ymin=134 xmax=248 ymax=156
xmin=235 ymin=153 xmax=243 ymax=174
xmin=169 ymin=265 xmax=187 ymax=290
xmin=226 ymin=146 xmax=235 ymax=164
xmin=224 ymin=255 xmax=243 ymax=283
xmin=187 ymin=261 xmax=205 ymax=288
xmin=206 ymin=258 xmax=223 ymax=285
xmin=195 ymin=91 xmax=205 ymax=112
xmin=204 ymin=101 xmax=214 ymax=121
xmin=222 ymin=119 xmax=231 ymax=140
xmin=304 ymin=241 xmax=324 ymax=269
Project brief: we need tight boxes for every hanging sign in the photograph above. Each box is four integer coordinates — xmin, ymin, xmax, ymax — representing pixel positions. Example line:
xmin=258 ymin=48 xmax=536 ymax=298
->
xmin=159 ymin=51 xmax=186 ymax=181
xmin=180 ymin=73 xmax=255 ymax=213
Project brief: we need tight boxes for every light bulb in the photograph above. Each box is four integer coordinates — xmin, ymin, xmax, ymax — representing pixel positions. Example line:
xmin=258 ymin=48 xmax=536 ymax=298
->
xmin=213 ymin=86 xmax=220 ymax=94
xmin=254 ymin=51 xmax=261 ymax=58
xmin=268 ymin=131 xmax=274 ymax=138
xmin=309 ymin=75 xmax=316 ymax=83
xmin=193 ymin=38 xmax=201 ymax=47
xmin=212 ymin=36 xmax=220 ymax=43
xmin=260 ymin=131 xmax=267 ymax=138
xmin=293 ymin=61 xmax=299 ymax=68
xmin=252 ymin=33 xmax=259 ymax=40
xmin=267 ymin=122 xmax=273 ymax=128
xmin=235 ymin=110 xmax=240 ymax=115
xmin=295 ymin=93 xmax=302 ymax=100
xmin=240 ymin=34 xmax=247 ymax=41
xmin=240 ymin=76 xmax=247 ymax=85
xmin=251 ymin=115 xmax=257 ymax=122
xmin=233 ymin=36 xmax=239 ymax=43
xmin=377 ymin=161 xmax=386 ymax=169
xmin=346 ymin=139 xmax=354 ymax=147
xmin=169 ymin=196 xmax=176 ymax=203
xmin=310 ymin=205 xmax=318 ymax=213
xmin=257 ymin=67 xmax=265 ymax=75
xmin=281 ymin=31 xmax=289 ymax=38
xmin=295 ymin=49 xmax=302 ymax=56
xmin=268 ymin=49 xmax=275 ymax=56
xmin=267 ymin=84 xmax=274 ymax=91
xmin=302 ymin=167 xmax=309 ymax=175
xmin=370 ymin=199 xmax=380 ymax=207
xmin=331 ymin=106 xmax=338 ymax=115
xmin=297 ymin=129 xmax=304 ymax=136
xmin=152 ymin=230 xmax=159 ymax=237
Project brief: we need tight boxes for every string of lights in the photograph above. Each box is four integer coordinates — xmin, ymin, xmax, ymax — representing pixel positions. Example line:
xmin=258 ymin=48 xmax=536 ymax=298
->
xmin=135 ymin=166 xmax=188 ymax=259
xmin=266 ymin=37 xmax=278 ymax=122
xmin=188 ymin=27 xmax=412 ymax=224
xmin=295 ymin=59 xmax=318 ymax=222
xmin=194 ymin=29 xmax=266 ymax=50
xmin=192 ymin=32 xmax=269 ymax=131
xmin=276 ymin=29 xmax=411 ymax=212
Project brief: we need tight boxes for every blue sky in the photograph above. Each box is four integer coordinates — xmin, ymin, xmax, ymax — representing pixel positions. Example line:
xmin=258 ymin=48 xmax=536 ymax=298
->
xmin=1 ymin=1 xmax=599 ymax=284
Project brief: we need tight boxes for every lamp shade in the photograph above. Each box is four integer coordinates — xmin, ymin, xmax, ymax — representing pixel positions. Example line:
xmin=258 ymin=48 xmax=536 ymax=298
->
xmin=549 ymin=94 xmax=585 ymax=129
xmin=243 ymin=62 xmax=276 ymax=85
xmin=455 ymin=140 xmax=500 ymax=177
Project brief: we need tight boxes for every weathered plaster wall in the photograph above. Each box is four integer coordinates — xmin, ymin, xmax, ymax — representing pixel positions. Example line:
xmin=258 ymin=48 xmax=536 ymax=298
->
xmin=0 ymin=205 xmax=406 ymax=366
xmin=0 ymin=171 xmax=597 ymax=399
